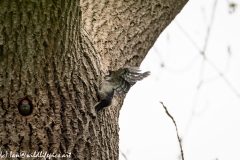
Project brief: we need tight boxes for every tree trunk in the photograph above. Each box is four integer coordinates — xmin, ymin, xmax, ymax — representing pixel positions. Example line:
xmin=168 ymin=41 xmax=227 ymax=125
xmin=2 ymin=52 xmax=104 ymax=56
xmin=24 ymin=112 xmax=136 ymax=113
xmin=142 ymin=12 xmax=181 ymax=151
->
xmin=0 ymin=0 xmax=188 ymax=159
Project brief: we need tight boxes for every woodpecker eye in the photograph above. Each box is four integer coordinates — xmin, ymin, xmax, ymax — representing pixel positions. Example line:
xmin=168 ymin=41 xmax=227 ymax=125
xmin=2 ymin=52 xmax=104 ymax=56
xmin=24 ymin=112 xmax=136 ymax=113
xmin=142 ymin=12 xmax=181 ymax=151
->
xmin=104 ymin=69 xmax=112 ymax=81
xmin=105 ymin=70 xmax=110 ymax=76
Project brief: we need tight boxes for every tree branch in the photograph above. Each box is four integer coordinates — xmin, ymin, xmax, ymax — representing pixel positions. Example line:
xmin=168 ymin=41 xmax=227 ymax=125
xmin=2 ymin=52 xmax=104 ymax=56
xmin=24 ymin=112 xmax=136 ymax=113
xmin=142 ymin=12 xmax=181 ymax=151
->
xmin=120 ymin=149 xmax=128 ymax=160
xmin=160 ymin=102 xmax=184 ymax=160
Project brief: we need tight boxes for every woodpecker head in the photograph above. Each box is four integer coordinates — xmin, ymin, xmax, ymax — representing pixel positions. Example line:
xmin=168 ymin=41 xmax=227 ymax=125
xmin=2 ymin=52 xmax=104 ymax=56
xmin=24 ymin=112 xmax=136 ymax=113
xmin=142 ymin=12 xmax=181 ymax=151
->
xmin=104 ymin=69 xmax=113 ymax=81
xmin=18 ymin=99 xmax=33 ymax=116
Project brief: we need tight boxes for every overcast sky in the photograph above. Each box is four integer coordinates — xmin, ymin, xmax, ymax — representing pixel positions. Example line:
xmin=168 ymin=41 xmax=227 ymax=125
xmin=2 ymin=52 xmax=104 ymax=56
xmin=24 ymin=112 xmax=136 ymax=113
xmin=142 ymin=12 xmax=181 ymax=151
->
xmin=119 ymin=0 xmax=240 ymax=160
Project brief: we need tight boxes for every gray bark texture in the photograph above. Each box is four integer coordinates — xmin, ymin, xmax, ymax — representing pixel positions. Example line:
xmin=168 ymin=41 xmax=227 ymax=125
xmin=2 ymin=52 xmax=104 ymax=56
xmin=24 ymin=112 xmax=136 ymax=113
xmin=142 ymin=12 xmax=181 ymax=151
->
xmin=0 ymin=0 xmax=188 ymax=159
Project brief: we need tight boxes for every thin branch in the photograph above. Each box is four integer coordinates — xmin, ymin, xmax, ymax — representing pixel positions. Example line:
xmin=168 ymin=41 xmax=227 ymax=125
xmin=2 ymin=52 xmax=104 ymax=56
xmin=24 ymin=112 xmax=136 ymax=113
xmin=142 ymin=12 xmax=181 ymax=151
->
xmin=153 ymin=46 xmax=200 ymax=73
xmin=202 ymin=0 xmax=218 ymax=55
xmin=174 ymin=21 xmax=201 ymax=52
xmin=175 ymin=0 xmax=240 ymax=99
xmin=160 ymin=102 xmax=184 ymax=160
xmin=206 ymin=58 xmax=240 ymax=98
xmin=120 ymin=150 xmax=128 ymax=160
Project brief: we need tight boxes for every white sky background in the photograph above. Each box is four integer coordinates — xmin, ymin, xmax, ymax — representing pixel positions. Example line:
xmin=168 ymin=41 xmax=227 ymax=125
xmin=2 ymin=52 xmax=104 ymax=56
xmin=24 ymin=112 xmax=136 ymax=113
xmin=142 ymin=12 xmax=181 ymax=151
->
xmin=119 ymin=0 xmax=240 ymax=160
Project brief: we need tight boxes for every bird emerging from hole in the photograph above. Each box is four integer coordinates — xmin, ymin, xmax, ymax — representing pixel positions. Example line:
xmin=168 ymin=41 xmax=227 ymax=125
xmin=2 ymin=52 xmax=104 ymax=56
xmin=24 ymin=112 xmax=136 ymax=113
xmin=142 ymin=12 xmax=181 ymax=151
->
xmin=18 ymin=99 xmax=32 ymax=116
xmin=94 ymin=67 xmax=150 ymax=112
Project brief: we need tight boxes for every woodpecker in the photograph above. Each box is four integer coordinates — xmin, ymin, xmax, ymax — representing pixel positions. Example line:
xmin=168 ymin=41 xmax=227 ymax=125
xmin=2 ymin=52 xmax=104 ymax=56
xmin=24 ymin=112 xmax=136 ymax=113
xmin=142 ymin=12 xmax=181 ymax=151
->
xmin=95 ymin=80 xmax=115 ymax=112
xmin=18 ymin=99 xmax=32 ymax=116
xmin=94 ymin=67 xmax=150 ymax=112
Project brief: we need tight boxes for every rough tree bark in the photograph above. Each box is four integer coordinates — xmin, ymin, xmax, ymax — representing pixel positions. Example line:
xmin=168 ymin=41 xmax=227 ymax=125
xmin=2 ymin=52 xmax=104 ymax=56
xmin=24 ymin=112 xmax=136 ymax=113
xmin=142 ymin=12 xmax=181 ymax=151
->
xmin=0 ymin=0 xmax=188 ymax=159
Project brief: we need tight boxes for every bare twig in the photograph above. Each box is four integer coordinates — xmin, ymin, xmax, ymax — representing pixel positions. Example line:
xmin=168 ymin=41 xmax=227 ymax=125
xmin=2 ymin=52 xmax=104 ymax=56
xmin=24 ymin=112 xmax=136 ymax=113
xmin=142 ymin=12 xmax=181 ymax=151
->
xmin=153 ymin=46 xmax=200 ymax=73
xmin=206 ymin=59 xmax=240 ymax=98
xmin=175 ymin=0 xmax=240 ymax=99
xmin=120 ymin=149 xmax=128 ymax=160
xmin=202 ymin=0 xmax=218 ymax=55
xmin=174 ymin=21 xmax=201 ymax=52
xmin=160 ymin=102 xmax=184 ymax=160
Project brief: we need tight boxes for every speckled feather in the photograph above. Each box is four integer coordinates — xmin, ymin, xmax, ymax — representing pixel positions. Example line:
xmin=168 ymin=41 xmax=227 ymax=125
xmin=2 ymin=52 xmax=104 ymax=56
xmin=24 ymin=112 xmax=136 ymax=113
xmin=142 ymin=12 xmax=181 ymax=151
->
xmin=105 ymin=67 xmax=150 ymax=94
xmin=95 ymin=67 xmax=150 ymax=112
